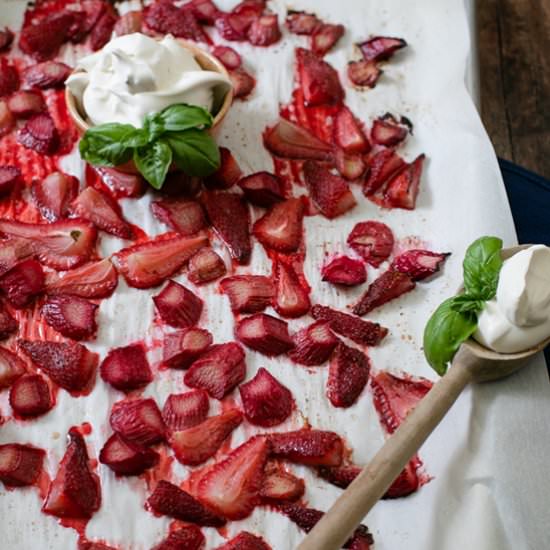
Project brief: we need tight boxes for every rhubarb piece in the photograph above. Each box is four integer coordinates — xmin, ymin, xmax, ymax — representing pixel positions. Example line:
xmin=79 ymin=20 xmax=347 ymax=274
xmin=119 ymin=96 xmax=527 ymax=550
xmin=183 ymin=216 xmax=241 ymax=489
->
xmin=247 ymin=14 xmax=281 ymax=46
xmin=371 ymin=113 xmax=411 ymax=147
xmin=153 ymin=280 xmax=203 ymax=328
xmin=188 ymin=248 xmax=226 ymax=284
xmin=19 ymin=340 xmax=98 ymax=392
xmin=239 ymin=368 xmax=293 ymax=427
xmin=347 ymin=220 xmax=394 ymax=267
xmin=334 ymin=107 xmax=370 ymax=154
xmin=43 ymin=429 xmax=101 ymax=519
xmin=151 ymin=198 xmax=207 ymax=236
xmin=236 ymin=314 xmax=293 ymax=356
xmin=229 ymin=68 xmax=256 ymax=99
xmin=90 ymin=12 xmax=116 ymax=51
xmin=0 ymin=59 xmax=19 ymax=97
xmin=363 ymin=149 xmax=407 ymax=196
xmin=17 ymin=113 xmax=59 ymax=155
xmin=212 ymin=45 xmax=242 ymax=69
xmin=391 ymin=249 xmax=450 ymax=281
xmin=169 ymin=409 xmax=243 ymax=465
xmin=198 ymin=435 xmax=269 ymax=520
xmin=285 ymin=10 xmax=320 ymax=35
xmin=288 ymin=321 xmax=338 ymax=366
xmin=110 ymin=398 xmax=166 ymax=446
xmin=0 ymin=259 xmax=44 ymax=308
xmin=99 ymin=433 xmax=159 ymax=476
xmin=184 ymin=342 xmax=246 ymax=399
xmin=353 ymin=270 xmax=415 ymax=316
xmin=273 ymin=261 xmax=310 ymax=318
xmin=253 ymin=198 xmax=304 ymax=253
xmin=100 ymin=343 xmax=153 ymax=392
xmin=9 ymin=375 xmax=52 ymax=417
xmin=261 ymin=465 xmax=304 ymax=503
xmin=382 ymin=154 xmax=425 ymax=210
xmin=145 ymin=1 xmax=210 ymax=43
xmin=303 ymin=161 xmax=357 ymax=219
xmin=347 ymin=60 xmax=381 ymax=88
xmin=0 ymin=28 xmax=14 ymax=52
xmin=205 ymin=147 xmax=242 ymax=189
xmin=321 ymin=256 xmax=366 ymax=286
xmin=311 ymin=23 xmax=345 ymax=56
xmin=0 ymin=302 xmax=17 ymax=339
xmin=19 ymin=12 xmax=76 ymax=60
xmin=113 ymin=233 xmax=207 ymax=289
xmin=263 ymin=119 xmax=333 ymax=162
xmin=152 ymin=526 xmax=205 ymax=550
xmin=162 ymin=328 xmax=212 ymax=369
xmin=0 ymin=444 xmax=45 ymax=486
xmin=95 ymin=167 xmax=146 ymax=198
xmin=220 ymin=275 xmax=274 ymax=314
xmin=0 ymin=100 xmax=14 ymax=137
xmin=0 ymin=166 xmax=20 ymax=196
xmin=358 ymin=36 xmax=407 ymax=62
xmin=7 ymin=91 xmax=45 ymax=118
xmin=162 ymin=389 xmax=210 ymax=430
xmin=317 ymin=464 xmax=362 ymax=489
xmin=22 ymin=61 xmax=71 ymax=89
xmin=41 ymin=294 xmax=99 ymax=340
xmin=269 ymin=429 xmax=343 ymax=466
xmin=189 ymin=0 xmax=220 ymax=25
xmin=335 ymin=150 xmax=368 ymax=181
xmin=216 ymin=532 xmax=271 ymax=550
xmin=114 ymin=10 xmax=143 ymax=36
xmin=32 ymin=172 xmax=79 ymax=222
xmin=148 ymin=479 xmax=225 ymax=526
xmin=296 ymin=48 xmax=344 ymax=106
xmin=0 ymin=346 xmax=26 ymax=389
xmin=238 ymin=171 xmax=284 ymax=207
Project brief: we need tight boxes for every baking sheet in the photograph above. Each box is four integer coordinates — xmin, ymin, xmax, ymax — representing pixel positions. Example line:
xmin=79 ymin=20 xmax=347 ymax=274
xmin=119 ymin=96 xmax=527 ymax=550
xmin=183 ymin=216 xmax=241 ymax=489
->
xmin=1 ymin=1 xmax=550 ymax=549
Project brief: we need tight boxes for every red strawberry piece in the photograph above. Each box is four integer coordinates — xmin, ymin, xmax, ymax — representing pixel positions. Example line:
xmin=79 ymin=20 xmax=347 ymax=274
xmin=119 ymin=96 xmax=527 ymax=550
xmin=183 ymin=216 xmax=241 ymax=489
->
xmin=78 ymin=539 xmax=117 ymax=550
xmin=19 ymin=13 xmax=76 ymax=60
xmin=383 ymin=154 xmax=425 ymax=210
xmin=32 ymin=171 xmax=79 ymax=222
xmin=285 ymin=10 xmax=320 ymax=35
xmin=162 ymin=388 xmax=210 ymax=430
xmin=238 ymin=171 xmax=284 ymax=207
xmin=327 ymin=343 xmax=370 ymax=408
xmin=273 ymin=261 xmax=310 ymax=318
xmin=7 ymin=91 xmax=45 ymax=118
xmin=0 ymin=59 xmax=19 ymax=97
xmin=9 ymin=374 xmax=52 ymax=417
xmin=188 ymin=248 xmax=227 ymax=285
xmin=0 ymin=238 xmax=34 ymax=277
xmin=152 ymin=525 xmax=205 ymax=550
xmin=334 ymin=150 xmax=367 ymax=181
xmin=202 ymin=191 xmax=251 ymax=264
xmin=363 ymin=148 xmax=407 ymax=196
xmin=321 ymin=256 xmax=366 ymax=286
xmin=169 ymin=408 xmax=243 ymax=465
xmin=220 ymin=275 xmax=274 ymax=314
xmin=198 ymin=435 xmax=269 ymax=520
xmin=22 ymin=61 xmax=71 ymax=90
xmin=205 ymin=147 xmax=243 ymax=189
xmin=311 ymin=305 xmax=388 ymax=347
xmin=94 ymin=167 xmax=146 ymax=198
xmin=0 ymin=303 xmax=17 ymax=340
xmin=0 ymin=28 xmax=14 ymax=51
xmin=270 ymin=429 xmax=343 ymax=466
xmin=358 ymin=36 xmax=407 ymax=62
xmin=19 ymin=339 xmax=98 ymax=392
xmin=145 ymin=1 xmax=210 ymax=43
xmin=353 ymin=270 xmax=415 ymax=316
xmin=239 ymin=367 xmax=293 ymax=427
xmin=153 ymin=280 xmax=203 ymax=329
xmin=110 ymin=398 xmax=166 ymax=446
xmin=303 ymin=160 xmax=357 ymax=219
xmin=216 ymin=532 xmax=271 ymax=550
xmin=391 ymin=249 xmax=450 ymax=281
xmin=347 ymin=60 xmax=381 ymax=88
xmin=189 ymin=0 xmax=220 ymax=25
xmin=261 ymin=465 xmax=304 ymax=503
xmin=162 ymin=328 xmax=213 ymax=369
xmin=0 ymin=259 xmax=44 ymax=309
xmin=296 ymin=47 xmax=344 ymax=106
xmin=212 ymin=45 xmax=242 ymax=69
xmin=151 ymin=198 xmax=208 ymax=235
xmin=99 ymin=433 xmax=159 ymax=476
xmin=76 ymin=0 xmax=113 ymax=39
xmin=0 ymin=346 xmax=26 ymax=389
xmin=236 ymin=313 xmax=294 ymax=356
xmin=45 ymin=259 xmax=118 ymax=299
xmin=114 ymin=10 xmax=143 ymax=36
xmin=0 ymin=166 xmax=21 ymax=197
xmin=0 ymin=443 xmax=45 ymax=487
xmin=184 ymin=342 xmax=246 ymax=399
xmin=17 ymin=113 xmax=60 ymax=155
xmin=288 ymin=321 xmax=338 ymax=366
xmin=229 ymin=67 xmax=256 ymax=99
xmin=347 ymin=220 xmax=394 ymax=267
xmin=43 ymin=429 xmax=101 ymax=519
xmin=253 ymin=197 xmax=304 ymax=253
xmin=334 ymin=106 xmax=370 ymax=154
xmin=317 ymin=463 xmax=362 ymax=489
xmin=41 ymin=294 xmax=99 ymax=341
xmin=0 ymin=100 xmax=15 ymax=137
xmin=147 ymin=479 xmax=225 ymax=526
xmin=100 ymin=343 xmax=153 ymax=392
xmin=371 ymin=113 xmax=411 ymax=147
xmin=382 ymin=460 xmax=420 ymax=499
xmin=215 ymin=13 xmax=249 ymax=41
xmin=247 ymin=14 xmax=281 ymax=47
xmin=90 ymin=12 xmax=116 ymax=51
xmin=311 ymin=23 xmax=345 ymax=56
xmin=113 ymin=233 xmax=208 ymax=289
xmin=263 ymin=118 xmax=333 ymax=161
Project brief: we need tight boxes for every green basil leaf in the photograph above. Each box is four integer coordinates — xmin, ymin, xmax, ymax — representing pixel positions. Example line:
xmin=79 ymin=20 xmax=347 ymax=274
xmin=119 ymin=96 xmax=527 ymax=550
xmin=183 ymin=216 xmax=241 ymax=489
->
xmin=450 ymin=294 xmax=486 ymax=314
xmin=143 ymin=115 xmax=165 ymax=142
xmin=133 ymin=142 xmax=172 ymax=189
xmin=79 ymin=123 xmax=138 ymax=166
xmin=121 ymin=128 xmax=149 ymax=148
xmin=164 ymin=129 xmax=220 ymax=177
xmin=158 ymin=104 xmax=214 ymax=132
xmin=462 ymin=236 xmax=503 ymax=300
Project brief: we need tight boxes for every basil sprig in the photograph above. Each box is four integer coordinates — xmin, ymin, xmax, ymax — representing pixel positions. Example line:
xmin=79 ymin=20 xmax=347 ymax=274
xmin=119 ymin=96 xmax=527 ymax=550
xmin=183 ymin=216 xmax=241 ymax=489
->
xmin=423 ymin=236 xmax=504 ymax=375
xmin=79 ymin=104 xmax=220 ymax=189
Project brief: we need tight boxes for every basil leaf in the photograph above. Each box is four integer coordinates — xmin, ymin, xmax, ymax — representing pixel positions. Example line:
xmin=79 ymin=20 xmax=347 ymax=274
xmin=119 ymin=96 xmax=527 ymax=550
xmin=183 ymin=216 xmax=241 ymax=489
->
xmin=423 ymin=297 xmax=478 ymax=375
xmin=79 ymin=123 xmax=139 ymax=166
xmin=462 ymin=236 xmax=503 ymax=300
xmin=121 ymin=128 xmax=149 ymax=148
xmin=158 ymin=104 xmax=214 ymax=132
xmin=143 ymin=115 xmax=166 ymax=142
xmin=133 ymin=142 xmax=172 ymax=189
xmin=450 ymin=294 xmax=485 ymax=314
xmin=164 ymin=129 xmax=220 ymax=177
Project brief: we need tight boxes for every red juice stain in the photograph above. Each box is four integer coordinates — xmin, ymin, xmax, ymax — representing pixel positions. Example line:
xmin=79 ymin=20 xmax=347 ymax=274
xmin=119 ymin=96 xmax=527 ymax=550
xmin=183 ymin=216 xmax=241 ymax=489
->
xmin=140 ymin=446 xmax=174 ymax=491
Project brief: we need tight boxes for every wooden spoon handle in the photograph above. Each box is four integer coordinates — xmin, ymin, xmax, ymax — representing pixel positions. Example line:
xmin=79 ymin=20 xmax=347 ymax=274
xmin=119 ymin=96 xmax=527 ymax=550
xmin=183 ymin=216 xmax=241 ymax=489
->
xmin=297 ymin=359 xmax=474 ymax=550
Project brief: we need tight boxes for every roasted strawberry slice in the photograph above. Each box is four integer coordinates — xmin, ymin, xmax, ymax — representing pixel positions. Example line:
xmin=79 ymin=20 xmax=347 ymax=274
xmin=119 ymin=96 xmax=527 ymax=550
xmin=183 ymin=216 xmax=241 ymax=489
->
xmin=0 ymin=59 xmax=19 ymax=97
xmin=100 ymin=343 xmax=153 ymax=392
xmin=90 ymin=12 xmax=116 ymax=51
xmin=358 ymin=36 xmax=407 ymax=62
xmin=220 ymin=275 xmax=274 ymax=314
xmin=184 ymin=342 xmax=246 ymax=399
xmin=114 ymin=10 xmax=143 ymax=36
xmin=17 ymin=113 xmax=59 ymax=155
xmin=236 ymin=313 xmax=294 ymax=356
xmin=0 ymin=166 xmax=21 ymax=197
xmin=353 ymin=270 xmax=415 ymax=316
xmin=19 ymin=12 xmax=75 ymax=60
xmin=41 ymin=294 xmax=98 ymax=340
xmin=151 ymin=198 xmax=207 ymax=236
xmin=334 ymin=150 xmax=367 ymax=181
xmin=22 ymin=61 xmax=71 ymax=89
xmin=347 ymin=59 xmax=381 ymax=88
xmin=296 ymin=48 xmax=344 ymax=106
xmin=0 ymin=259 xmax=44 ymax=308
xmin=212 ymin=45 xmax=242 ymax=69
xmin=239 ymin=367 xmax=293 ymax=427
xmin=78 ymin=539 xmax=117 ymax=550
xmin=238 ymin=171 xmax=284 ymax=207
xmin=0 ymin=100 xmax=15 ymax=137
xmin=162 ymin=327 xmax=212 ymax=369
xmin=383 ymin=154 xmax=425 ymax=210
xmin=204 ymin=147 xmax=242 ymax=189
xmin=0 ymin=444 xmax=45 ymax=487
xmin=0 ymin=302 xmax=17 ymax=340
xmin=253 ymin=198 xmax=304 ymax=253
xmin=169 ymin=408 xmax=243 ymax=465
xmin=0 ymin=238 xmax=33 ymax=277
xmin=216 ymin=532 xmax=272 ymax=550
xmin=247 ymin=14 xmax=281 ymax=46
xmin=311 ymin=23 xmax=345 ymax=56
xmin=371 ymin=113 xmax=412 ymax=147
xmin=9 ymin=374 xmax=53 ymax=417
xmin=147 ymin=479 xmax=225 ymax=526
xmin=99 ymin=433 xmax=159 ymax=476
xmin=391 ymin=249 xmax=450 ymax=281
xmin=311 ymin=305 xmax=388 ymax=347
xmin=113 ymin=233 xmax=207 ymax=289
xmin=110 ymin=398 xmax=166 ymax=446
xmin=32 ymin=172 xmax=79 ymax=222
xmin=162 ymin=389 xmax=210 ymax=430
xmin=188 ymin=248 xmax=227 ymax=284
xmin=321 ymin=256 xmax=366 ymax=286
xmin=334 ymin=107 xmax=370 ymax=154
xmin=285 ymin=10 xmax=319 ymax=35
xmin=269 ymin=429 xmax=343 ymax=466
xmin=215 ymin=0 xmax=263 ymax=40
xmin=153 ymin=280 xmax=203 ymax=328
xmin=152 ymin=526 xmax=205 ymax=550
xmin=94 ymin=167 xmax=146 ymax=198
xmin=19 ymin=340 xmax=98 ymax=392
xmin=0 ymin=28 xmax=14 ymax=52
xmin=229 ymin=67 xmax=256 ymax=99
xmin=261 ymin=465 xmax=305 ymax=503
xmin=317 ymin=463 xmax=362 ymax=489
xmin=363 ymin=148 xmax=407 ymax=196
xmin=288 ymin=321 xmax=338 ymax=366
xmin=145 ymin=1 xmax=211 ymax=43
xmin=303 ymin=161 xmax=357 ymax=219
xmin=189 ymin=0 xmax=220 ymax=25
xmin=0 ymin=346 xmax=26 ymax=389
xmin=7 ymin=91 xmax=45 ymax=118
xmin=347 ymin=220 xmax=394 ymax=267
xmin=273 ymin=261 xmax=310 ymax=318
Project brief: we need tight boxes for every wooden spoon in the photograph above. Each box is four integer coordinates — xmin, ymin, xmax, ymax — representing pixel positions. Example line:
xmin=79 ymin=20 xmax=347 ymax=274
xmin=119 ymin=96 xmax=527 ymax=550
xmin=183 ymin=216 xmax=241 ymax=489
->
xmin=297 ymin=245 xmax=550 ymax=550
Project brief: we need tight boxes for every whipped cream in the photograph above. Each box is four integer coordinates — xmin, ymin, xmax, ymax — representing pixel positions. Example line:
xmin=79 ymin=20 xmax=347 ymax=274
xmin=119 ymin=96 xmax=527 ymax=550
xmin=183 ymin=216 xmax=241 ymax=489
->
xmin=66 ymin=33 xmax=231 ymax=128
xmin=475 ymin=245 xmax=550 ymax=353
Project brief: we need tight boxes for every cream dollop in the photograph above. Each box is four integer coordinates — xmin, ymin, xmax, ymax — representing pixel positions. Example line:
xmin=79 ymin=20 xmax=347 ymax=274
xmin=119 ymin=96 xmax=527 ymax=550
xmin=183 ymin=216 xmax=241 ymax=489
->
xmin=474 ymin=244 xmax=550 ymax=353
xmin=66 ymin=33 xmax=231 ymax=128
